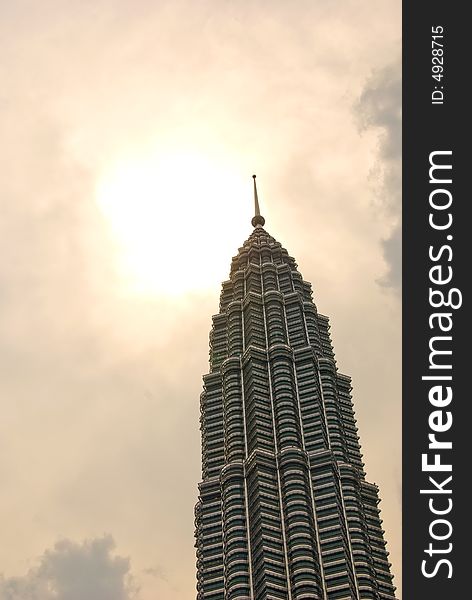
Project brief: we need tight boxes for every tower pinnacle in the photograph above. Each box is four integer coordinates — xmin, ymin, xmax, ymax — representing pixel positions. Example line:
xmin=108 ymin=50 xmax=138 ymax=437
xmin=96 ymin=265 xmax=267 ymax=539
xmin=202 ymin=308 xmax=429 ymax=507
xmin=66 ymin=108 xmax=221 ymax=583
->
xmin=251 ymin=174 xmax=265 ymax=227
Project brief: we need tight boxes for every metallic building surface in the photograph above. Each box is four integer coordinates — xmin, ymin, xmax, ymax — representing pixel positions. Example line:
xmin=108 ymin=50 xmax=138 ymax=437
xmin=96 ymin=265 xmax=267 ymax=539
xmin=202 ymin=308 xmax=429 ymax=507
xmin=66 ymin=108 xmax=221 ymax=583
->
xmin=195 ymin=222 xmax=396 ymax=600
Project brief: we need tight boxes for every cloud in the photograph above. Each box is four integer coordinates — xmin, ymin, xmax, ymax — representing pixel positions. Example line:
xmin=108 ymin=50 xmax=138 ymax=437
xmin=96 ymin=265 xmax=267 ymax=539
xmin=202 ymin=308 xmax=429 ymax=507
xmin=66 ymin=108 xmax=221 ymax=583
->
xmin=354 ymin=57 xmax=402 ymax=291
xmin=0 ymin=2 xmax=401 ymax=597
xmin=0 ymin=536 xmax=137 ymax=600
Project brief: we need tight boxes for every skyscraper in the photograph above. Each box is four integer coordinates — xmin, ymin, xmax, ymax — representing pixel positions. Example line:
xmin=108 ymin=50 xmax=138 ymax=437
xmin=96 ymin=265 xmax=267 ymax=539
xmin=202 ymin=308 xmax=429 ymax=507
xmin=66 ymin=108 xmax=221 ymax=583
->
xmin=195 ymin=177 xmax=396 ymax=600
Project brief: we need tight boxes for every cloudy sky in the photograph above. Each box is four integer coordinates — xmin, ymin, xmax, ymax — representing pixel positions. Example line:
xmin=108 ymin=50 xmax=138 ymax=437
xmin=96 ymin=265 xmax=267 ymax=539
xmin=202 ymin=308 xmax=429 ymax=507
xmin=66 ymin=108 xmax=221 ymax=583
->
xmin=0 ymin=1 xmax=401 ymax=599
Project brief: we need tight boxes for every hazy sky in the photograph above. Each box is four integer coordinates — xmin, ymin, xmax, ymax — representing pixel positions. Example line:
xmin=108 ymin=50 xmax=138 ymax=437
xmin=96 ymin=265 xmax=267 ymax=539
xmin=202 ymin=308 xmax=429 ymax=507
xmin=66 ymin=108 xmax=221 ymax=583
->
xmin=0 ymin=1 xmax=401 ymax=599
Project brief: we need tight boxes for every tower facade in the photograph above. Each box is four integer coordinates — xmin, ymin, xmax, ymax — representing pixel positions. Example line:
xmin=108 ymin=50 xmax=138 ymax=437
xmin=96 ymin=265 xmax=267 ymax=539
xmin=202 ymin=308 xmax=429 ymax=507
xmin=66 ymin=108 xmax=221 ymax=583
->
xmin=195 ymin=182 xmax=396 ymax=600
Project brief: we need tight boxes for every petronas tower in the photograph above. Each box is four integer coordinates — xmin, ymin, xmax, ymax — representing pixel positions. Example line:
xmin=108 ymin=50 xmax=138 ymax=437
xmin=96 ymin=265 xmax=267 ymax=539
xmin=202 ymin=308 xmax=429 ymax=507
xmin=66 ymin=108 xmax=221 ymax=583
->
xmin=195 ymin=177 xmax=396 ymax=600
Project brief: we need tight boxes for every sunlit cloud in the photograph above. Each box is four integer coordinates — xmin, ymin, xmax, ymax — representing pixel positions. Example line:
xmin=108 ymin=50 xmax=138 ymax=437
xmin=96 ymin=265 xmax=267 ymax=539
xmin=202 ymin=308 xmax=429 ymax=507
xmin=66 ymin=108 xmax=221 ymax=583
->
xmin=96 ymin=148 xmax=249 ymax=295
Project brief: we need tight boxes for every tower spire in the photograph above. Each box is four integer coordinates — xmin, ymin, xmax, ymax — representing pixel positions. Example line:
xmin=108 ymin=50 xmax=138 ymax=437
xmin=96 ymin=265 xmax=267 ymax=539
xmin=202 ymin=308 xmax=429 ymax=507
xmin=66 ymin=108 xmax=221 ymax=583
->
xmin=251 ymin=174 xmax=265 ymax=227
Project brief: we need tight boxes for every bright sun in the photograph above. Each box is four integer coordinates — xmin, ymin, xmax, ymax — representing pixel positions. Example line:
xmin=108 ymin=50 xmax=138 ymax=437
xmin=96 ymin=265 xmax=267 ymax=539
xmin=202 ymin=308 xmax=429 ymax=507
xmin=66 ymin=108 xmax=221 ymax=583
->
xmin=95 ymin=150 xmax=250 ymax=295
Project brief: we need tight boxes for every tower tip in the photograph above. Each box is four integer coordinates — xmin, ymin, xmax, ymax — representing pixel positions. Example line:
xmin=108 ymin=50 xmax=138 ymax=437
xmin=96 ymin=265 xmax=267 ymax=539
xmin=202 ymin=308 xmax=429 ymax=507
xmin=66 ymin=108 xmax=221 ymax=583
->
xmin=251 ymin=174 xmax=265 ymax=227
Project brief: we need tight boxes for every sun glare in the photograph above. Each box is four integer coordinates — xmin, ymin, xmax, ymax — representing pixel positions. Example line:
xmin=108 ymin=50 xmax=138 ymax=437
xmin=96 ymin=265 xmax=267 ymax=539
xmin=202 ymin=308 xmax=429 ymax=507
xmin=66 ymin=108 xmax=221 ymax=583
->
xmin=95 ymin=150 xmax=250 ymax=295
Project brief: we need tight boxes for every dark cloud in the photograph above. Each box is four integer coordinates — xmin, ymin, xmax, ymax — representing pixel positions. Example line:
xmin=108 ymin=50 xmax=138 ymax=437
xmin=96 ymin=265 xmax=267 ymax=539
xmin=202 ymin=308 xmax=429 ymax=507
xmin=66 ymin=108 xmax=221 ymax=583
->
xmin=0 ymin=536 xmax=137 ymax=600
xmin=381 ymin=225 xmax=401 ymax=292
xmin=354 ymin=57 xmax=402 ymax=292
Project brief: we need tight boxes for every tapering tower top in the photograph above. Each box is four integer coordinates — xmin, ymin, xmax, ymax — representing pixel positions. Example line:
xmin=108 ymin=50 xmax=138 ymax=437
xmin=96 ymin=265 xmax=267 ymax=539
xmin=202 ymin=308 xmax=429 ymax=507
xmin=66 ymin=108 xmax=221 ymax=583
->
xmin=251 ymin=174 xmax=265 ymax=227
